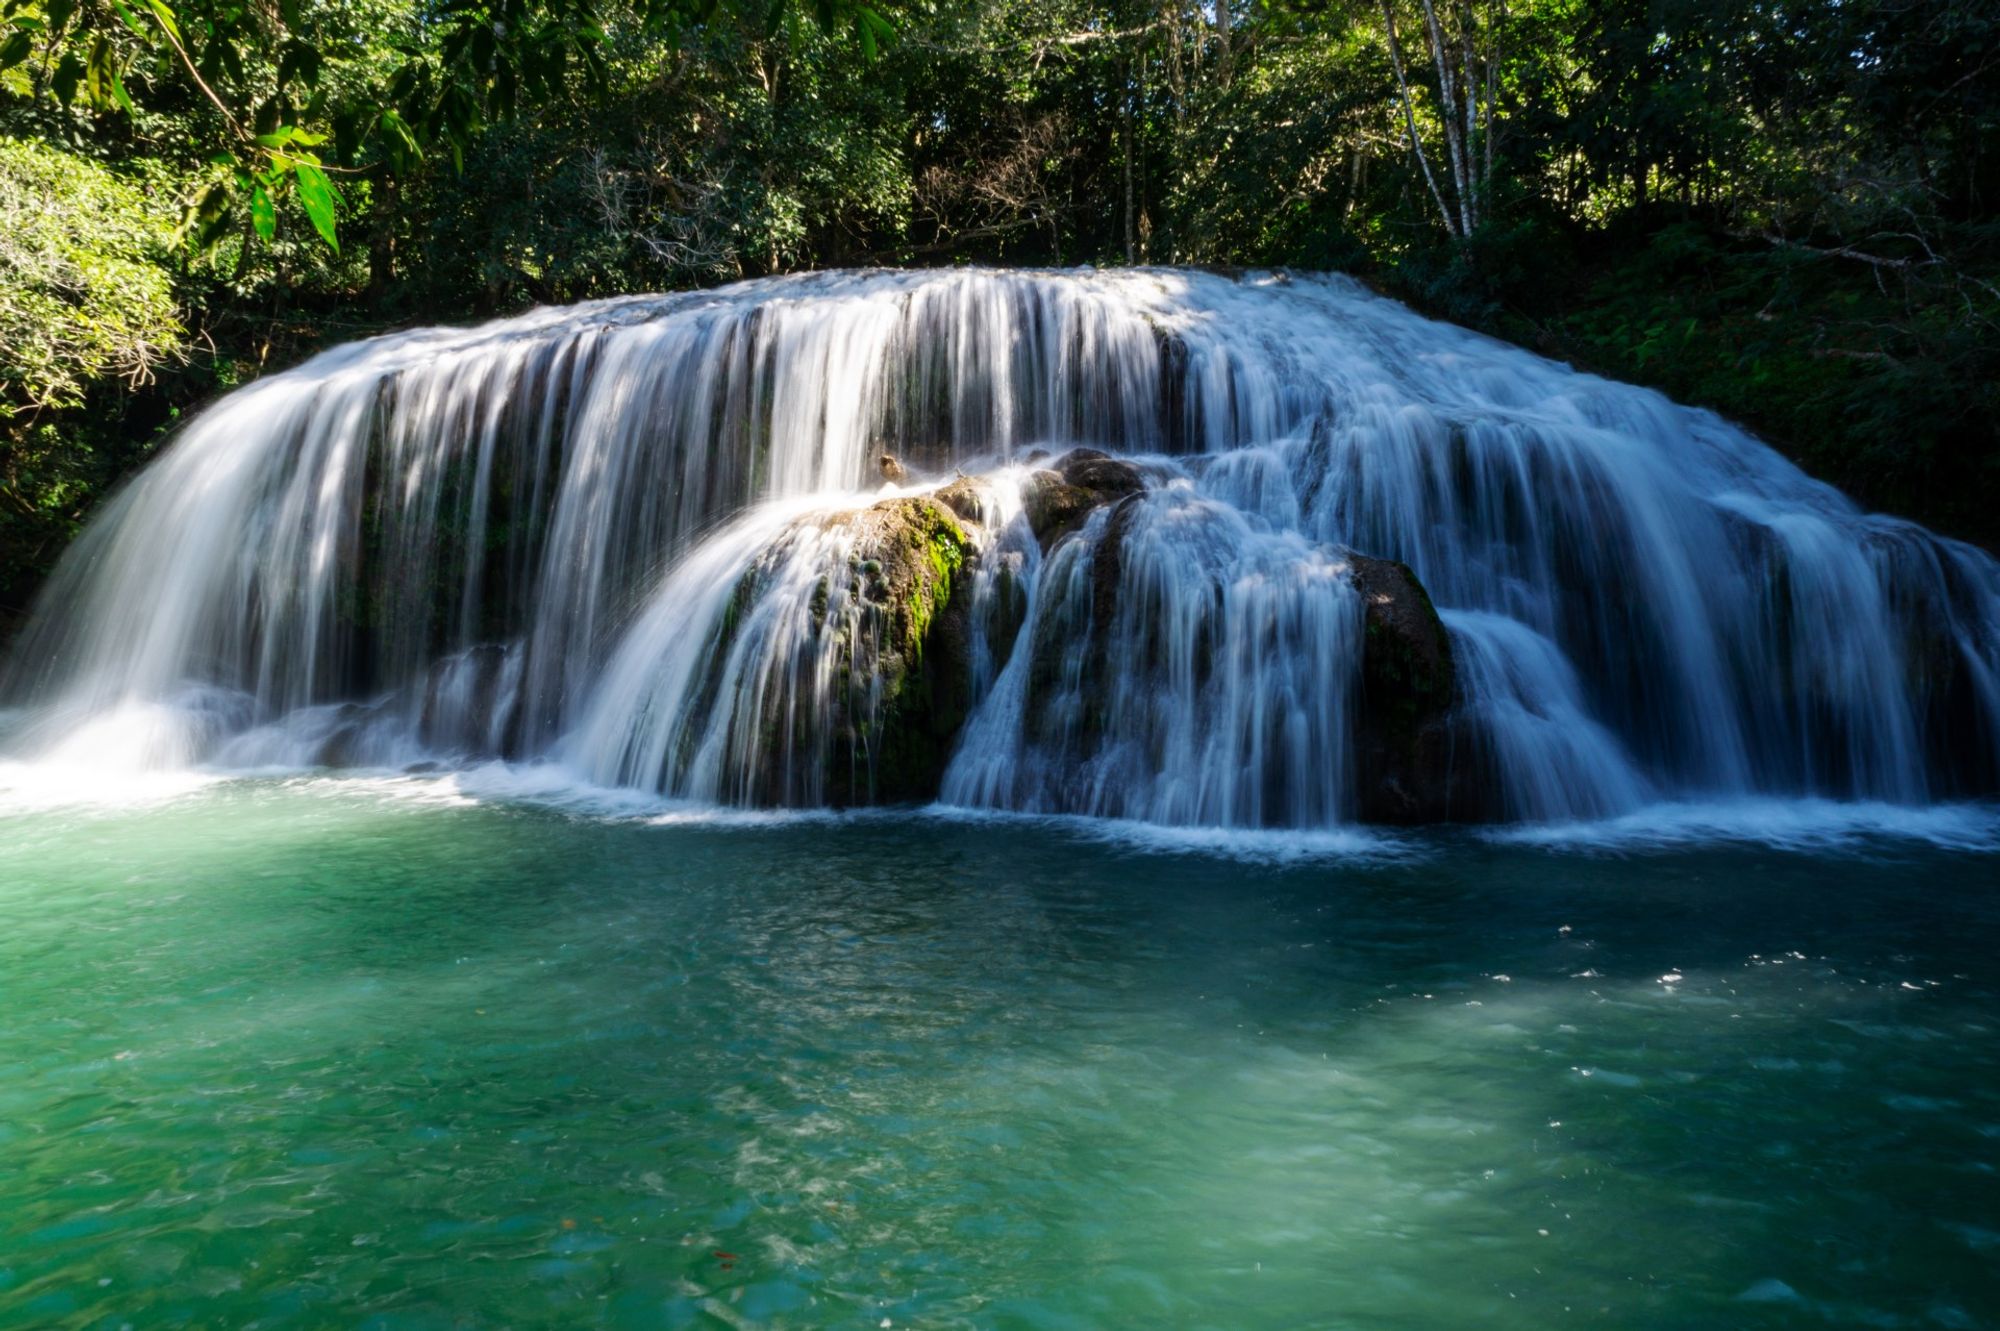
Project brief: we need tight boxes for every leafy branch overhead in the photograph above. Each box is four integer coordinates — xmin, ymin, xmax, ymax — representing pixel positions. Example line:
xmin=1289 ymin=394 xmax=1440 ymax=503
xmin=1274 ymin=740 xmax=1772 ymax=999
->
xmin=1 ymin=0 xmax=896 ymax=251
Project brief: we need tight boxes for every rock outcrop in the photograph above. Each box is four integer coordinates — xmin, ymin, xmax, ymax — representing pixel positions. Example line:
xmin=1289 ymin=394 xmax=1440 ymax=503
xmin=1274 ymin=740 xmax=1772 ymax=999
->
xmin=732 ymin=462 xmax=1469 ymax=823
xmin=1345 ymin=552 xmax=1467 ymax=823
xmin=1021 ymin=448 xmax=1145 ymax=549
xmin=820 ymin=496 xmax=974 ymax=805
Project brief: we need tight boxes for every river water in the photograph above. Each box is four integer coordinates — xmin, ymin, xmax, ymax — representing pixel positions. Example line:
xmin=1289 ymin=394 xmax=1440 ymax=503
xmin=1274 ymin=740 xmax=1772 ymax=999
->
xmin=2 ymin=777 xmax=1994 ymax=1329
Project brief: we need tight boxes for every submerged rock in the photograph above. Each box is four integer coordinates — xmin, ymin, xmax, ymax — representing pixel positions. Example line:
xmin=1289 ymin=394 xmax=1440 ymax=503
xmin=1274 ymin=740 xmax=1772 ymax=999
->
xmin=1346 ymin=552 xmax=1467 ymax=823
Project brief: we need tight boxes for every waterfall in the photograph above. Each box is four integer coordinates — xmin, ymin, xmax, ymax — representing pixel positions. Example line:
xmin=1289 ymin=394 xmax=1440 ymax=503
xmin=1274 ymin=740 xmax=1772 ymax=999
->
xmin=938 ymin=478 xmax=1364 ymax=827
xmin=4 ymin=268 xmax=1997 ymax=825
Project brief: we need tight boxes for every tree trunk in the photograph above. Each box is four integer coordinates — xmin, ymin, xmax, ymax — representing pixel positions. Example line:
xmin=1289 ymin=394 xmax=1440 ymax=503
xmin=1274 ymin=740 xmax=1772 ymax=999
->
xmin=1379 ymin=0 xmax=1458 ymax=238
xmin=1417 ymin=0 xmax=1474 ymax=237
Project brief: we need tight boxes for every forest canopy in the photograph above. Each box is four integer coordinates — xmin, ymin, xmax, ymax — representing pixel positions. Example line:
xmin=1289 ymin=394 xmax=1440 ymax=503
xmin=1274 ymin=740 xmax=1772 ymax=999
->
xmin=2 ymin=0 xmax=1996 ymax=615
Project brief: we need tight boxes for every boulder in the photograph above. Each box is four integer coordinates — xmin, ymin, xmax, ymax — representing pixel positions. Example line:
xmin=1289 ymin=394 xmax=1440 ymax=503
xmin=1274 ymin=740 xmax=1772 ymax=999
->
xmin=1021 ymin=448 xmax=1146 ymax=549
xmin=1346 ymin=552 xmax=1467 ymax=823
xmin=932 ymin=474 xmax=986 ymax=522
xmin=822 ymin=496 xmax=976 ymax=805
xmin=1055 ymin=447 xmax=1144 ymax=497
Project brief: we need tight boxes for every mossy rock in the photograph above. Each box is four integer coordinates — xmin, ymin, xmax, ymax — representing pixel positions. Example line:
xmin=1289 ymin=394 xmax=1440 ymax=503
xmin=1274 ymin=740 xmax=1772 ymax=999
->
xmin=823 ymin=496 xmax=976 ymax=806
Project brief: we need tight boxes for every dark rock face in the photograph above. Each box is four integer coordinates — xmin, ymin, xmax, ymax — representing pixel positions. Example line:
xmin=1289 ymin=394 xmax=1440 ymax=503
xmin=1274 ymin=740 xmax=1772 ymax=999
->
xmin=1055 ymin=447 xmax=1144 ymax=498
xmin=1346 ymin=552 xmax=1469 ymax=823
xmin=822 ymin=496 xmax=974 ymax=806
xmin=811 ymin=461 xmax=1144 ymax=804
xmin=1891 ymin=548 xmax=2000 ymax=798
xmin=1022 ymin=448 xmax=1146 ymax=549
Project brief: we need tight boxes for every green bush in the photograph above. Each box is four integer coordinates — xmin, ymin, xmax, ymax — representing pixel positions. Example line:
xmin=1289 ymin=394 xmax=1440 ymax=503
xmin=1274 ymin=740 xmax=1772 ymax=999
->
xmin=0 ymin=138 xmax=183 ymax=417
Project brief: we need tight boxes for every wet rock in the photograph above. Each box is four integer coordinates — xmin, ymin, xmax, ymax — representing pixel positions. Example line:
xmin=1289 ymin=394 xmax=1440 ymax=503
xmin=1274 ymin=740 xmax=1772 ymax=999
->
xmin=1346 ymin=552 xmax=1467 ymax=823
xmin=932 ymin=474 xmax=986 ymax=522
xmin=1055 ymin=447 xmax=1144 ymax=497
xmin=823 ymin=496 xmax=975 ymax=806
xmin=980 ymin=546 xmax=1032 ymax=674
xmin=878 ymin=453 xmax=909 ymax=483
xmin=1021 ymin=469 xmax=1093 ymax=546
xmin=1022 ymin=448 xmax=1147 ymax=549
xmin=418 ymin=642 xmax=519 ymax=751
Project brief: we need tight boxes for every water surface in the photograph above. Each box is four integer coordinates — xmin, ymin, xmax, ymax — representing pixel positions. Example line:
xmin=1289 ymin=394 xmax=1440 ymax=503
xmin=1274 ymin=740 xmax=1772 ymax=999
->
xmin=2 ymin=782 xmax=1996 ymax=1328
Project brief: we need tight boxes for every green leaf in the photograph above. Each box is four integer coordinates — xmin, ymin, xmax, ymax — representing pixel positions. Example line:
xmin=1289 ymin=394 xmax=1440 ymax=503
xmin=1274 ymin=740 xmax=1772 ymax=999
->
xmin=250 ymin=182 xmax=276 ymax=240
xmin=109 ymin=68 xmax=133 ymax=113
xmin=143 ymin=0 xmax=179 ymax=42
xmin=293 ymin=160 xmax=339 ymax=250
xmin=857 ymin=5 xmax=893 ymax=43
xmin=253 ymin=125 xmax=328 ymax=151
xmin=278 ymin=39 xmax=320 ymax=87
xmin=108 ymin=0 xmax=146 ymax=36
xmin=177 ymin=180 xmax=234 ymax=252
xmin=378 ymin=107 xmax=422 ymax=162
xmin=83 ymin=32 xmax=111 ymax=104
xmin=0 ymin=30 xmax=30 ymax=67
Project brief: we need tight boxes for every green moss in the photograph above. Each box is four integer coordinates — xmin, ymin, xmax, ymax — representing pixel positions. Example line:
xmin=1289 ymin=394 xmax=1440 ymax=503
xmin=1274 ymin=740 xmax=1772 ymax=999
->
xmin=821 ymin=497 xmax=976 ymax=805
xmin=897 ymin=505 xmax=967 ymax=666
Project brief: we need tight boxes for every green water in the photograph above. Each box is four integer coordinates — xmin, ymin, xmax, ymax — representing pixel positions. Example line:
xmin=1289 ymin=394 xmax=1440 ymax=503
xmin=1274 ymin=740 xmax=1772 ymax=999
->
xmin=2 ymin=780 xmax=1997 ymax=1329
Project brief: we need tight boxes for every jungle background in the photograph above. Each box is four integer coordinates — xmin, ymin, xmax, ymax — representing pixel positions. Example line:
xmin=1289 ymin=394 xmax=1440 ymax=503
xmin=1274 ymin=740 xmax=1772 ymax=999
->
xmin=3 ymin=0 xmax=1996 ymax=624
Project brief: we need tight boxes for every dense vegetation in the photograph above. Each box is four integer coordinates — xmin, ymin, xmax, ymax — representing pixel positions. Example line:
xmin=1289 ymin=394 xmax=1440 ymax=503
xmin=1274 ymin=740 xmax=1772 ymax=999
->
xmin=3 ymin=0 xmax=1996 ymax=622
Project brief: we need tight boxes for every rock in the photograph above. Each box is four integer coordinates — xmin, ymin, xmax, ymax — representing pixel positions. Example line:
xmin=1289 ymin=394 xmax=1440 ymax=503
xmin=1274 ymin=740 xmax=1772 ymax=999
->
xmin=1021 ymin=469 xmax=1093 ymax=545
xmin=821 ymin=496 xmax=975 ymax=806
xmin=1345 ymin=551 xmax=1467 ymax=823
xmin=1021 ymin=448 xmax=1147 ymax=549
xmin=932 ymin=474 xmax=985 ymax=522
xmin=878 ymin=453 xmax=909 ymax=484
xmin=1055 ymin=447 xmax=1143 ymax=498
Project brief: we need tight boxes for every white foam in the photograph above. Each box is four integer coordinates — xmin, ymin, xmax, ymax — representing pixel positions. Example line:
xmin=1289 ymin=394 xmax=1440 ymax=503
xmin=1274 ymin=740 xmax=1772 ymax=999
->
xmin=1485 ymin=798 xmax=2000 ymax=854
xmin=919 ymin=802 xmax=1420 ymax=864
xmin=0 ymin=759 xmax=220 ymax=814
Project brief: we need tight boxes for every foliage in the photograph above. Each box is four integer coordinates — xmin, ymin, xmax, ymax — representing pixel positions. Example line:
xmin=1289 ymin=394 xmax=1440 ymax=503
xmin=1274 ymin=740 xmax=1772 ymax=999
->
xmin=0 ymin=136 xmax=182 ymax=416
xmin=3 ymin=0 xmax=2000 ymax=625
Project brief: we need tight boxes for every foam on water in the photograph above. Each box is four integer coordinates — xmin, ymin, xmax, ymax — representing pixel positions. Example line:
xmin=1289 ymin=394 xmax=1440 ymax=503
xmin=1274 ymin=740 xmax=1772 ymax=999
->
xmin=1485 ymin=798 xmax=2000 ymax=854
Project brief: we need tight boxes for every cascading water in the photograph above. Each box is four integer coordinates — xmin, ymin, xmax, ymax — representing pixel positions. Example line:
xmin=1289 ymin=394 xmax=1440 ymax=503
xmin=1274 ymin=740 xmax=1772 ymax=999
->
xmin=4 ymin=267 xmax=1998 ymax=826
